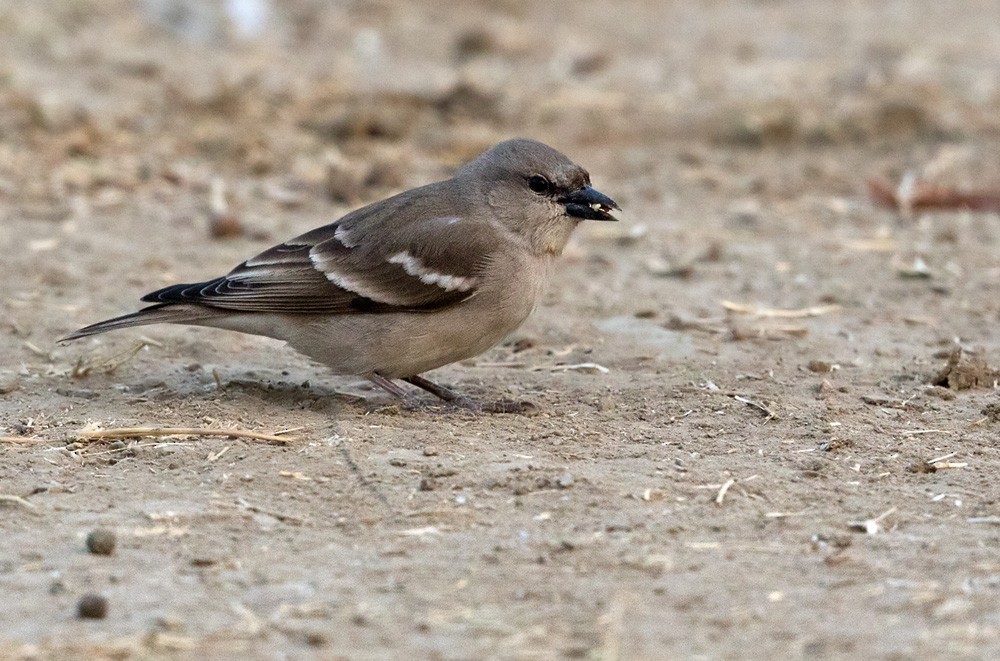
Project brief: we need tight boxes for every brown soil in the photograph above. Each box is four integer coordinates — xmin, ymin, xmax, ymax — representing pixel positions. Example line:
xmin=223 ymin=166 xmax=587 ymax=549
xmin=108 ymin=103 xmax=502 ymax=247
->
xmin=3 ymin=1 xmax=1000 ymax=658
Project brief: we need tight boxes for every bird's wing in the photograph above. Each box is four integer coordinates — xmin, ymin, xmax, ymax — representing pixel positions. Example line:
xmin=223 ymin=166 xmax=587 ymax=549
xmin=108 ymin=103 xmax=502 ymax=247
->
xmin=140 ymin=208 xmax=500 ymax=315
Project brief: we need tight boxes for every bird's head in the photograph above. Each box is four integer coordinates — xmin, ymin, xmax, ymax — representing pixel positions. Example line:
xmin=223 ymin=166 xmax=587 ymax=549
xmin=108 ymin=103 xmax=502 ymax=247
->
xmin=458 ymin=138 xmax=620 ymax=255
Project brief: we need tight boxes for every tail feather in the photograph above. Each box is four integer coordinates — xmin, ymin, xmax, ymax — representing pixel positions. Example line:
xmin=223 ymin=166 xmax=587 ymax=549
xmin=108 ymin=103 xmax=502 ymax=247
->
xmin=60 ymin=304 xmax=207 ymax=342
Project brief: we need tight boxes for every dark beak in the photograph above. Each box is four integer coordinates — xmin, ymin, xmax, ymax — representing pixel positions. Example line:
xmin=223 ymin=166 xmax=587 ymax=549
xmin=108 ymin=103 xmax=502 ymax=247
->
xmin=560 ymin=185 xmax=620 ymax=221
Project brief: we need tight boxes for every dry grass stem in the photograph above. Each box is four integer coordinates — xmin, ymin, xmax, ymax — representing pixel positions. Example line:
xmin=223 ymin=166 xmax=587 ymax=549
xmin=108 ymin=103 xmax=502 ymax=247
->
xmin=0 ymin=436 xmax=47 ymax=444
xmin=206 ymin=445 xmax=231 ymax=462
xmin=72 ymin=341 xmax=147 ymax=378
xmin=722 ymin=301 xmax=841 ymax=318
xmin=715 ymin=478 xmax=735 ymax=505
xmin=550 ymin=362 xmax=610 ymax=374
xmin=732 ymin=395 xmax=777 ymax=420
xmin=848 ymin=507 xmax=898 ymax=535
xmin=0 ymin=494 xmax=37 ymax=509
xmin=237 ymin=499 xmax=306 ymax=526
xmin=79 ymin=426 xmax=298 ymax=443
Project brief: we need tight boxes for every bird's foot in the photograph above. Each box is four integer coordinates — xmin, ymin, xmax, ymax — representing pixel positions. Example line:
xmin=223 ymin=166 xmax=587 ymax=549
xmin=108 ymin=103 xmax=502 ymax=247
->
xmin=369 ymin=373 xmax=537 ymax=414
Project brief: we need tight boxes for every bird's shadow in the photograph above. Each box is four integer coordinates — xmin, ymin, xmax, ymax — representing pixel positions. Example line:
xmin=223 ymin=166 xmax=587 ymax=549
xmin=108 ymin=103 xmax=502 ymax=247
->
xmin=101 ymin=364 xmax=370 ymax=414
xmin=217 ymin=377 xmax=369 ymax=412
xmin=68 ymin=362 xmax=535 ymax=416
xmin=211 ymin=379 xmax=518 ymax=416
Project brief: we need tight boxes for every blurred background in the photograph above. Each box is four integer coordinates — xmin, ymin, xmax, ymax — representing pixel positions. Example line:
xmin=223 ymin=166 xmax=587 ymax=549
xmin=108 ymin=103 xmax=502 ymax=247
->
xmin=2 ymin=0 xmax=998 ymax=232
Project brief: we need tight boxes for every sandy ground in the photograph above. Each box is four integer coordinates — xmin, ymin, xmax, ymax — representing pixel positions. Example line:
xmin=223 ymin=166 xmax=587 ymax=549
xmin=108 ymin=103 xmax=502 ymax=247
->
xmin=3 ymin=1 xmax=1000 ymax=658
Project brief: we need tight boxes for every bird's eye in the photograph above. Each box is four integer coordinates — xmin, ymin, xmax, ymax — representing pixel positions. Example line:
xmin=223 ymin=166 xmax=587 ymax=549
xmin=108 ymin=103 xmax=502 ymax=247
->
xmin=527 ymin=175 xmax=551 ymax=194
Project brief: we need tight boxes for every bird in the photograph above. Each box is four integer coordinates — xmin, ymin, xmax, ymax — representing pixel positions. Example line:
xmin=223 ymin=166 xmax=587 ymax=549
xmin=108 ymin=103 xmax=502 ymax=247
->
xmin=62 ymin=138 xmax=620 ymax=411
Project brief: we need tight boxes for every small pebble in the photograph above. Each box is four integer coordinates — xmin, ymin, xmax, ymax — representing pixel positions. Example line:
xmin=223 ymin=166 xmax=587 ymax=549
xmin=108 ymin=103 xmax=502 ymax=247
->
xmin=209 ymin=213 xmax=246 ymax=240
xmin=305 ymin=631 xmax=328 ymax=647
xmin=86 ymin=529 xmax=116 ymax=555
xmin=556 ymin=473 xmax=575 ymax=489
xmin=510 ymin=337 xmax=537 ymax=352
xmin=807 ymin=360 xmax=833 ymax=373
xmin=77 ymin=594 xmax=108 ymax=619
xmin=0 ymin=374 xmax=18 ymax=394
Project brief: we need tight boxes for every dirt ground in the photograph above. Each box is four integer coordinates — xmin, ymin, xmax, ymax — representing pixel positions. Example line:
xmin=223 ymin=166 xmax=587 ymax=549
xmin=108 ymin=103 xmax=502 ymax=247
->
xmin=3 ymin=1 xmax=1000 ymax=658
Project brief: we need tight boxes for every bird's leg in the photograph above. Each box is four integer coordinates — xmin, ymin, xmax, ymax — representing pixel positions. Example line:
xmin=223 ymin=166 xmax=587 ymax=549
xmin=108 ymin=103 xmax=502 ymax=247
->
xmin=403 ymin=375 xmax=482 ymax=411
xmin=368 ymin=372 xmax=468 ymax=410
xmin=367 ymin=372 xmax=411 ymax=400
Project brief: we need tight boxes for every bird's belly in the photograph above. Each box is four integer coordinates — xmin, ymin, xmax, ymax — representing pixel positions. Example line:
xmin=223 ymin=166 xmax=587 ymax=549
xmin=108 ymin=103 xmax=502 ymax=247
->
xmin=371 ymin=292 xmax=534 ymax=378
xmin=292 ymin=297 xmax=531 ymax=379
xmin=383 ymin=257 xmax=550 ymax=377
xmin=248 ymin=257 xmax=546 ymax=379
xmin=374 ymin=258 xmax=549 ymax=377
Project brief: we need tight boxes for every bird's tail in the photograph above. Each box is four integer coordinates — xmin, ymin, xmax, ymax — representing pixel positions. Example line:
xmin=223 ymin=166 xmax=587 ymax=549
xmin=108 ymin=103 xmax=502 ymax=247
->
xmin=60 ymin=304 xmax=209 ymax=342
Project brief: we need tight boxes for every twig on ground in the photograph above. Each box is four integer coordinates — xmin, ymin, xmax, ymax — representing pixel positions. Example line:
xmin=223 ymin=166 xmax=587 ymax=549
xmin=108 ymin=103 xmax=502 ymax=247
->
xmin=0 ymin=494 xmax=38 ymax=511
xmin=206 ymin=445 xmax=230 ymax=462
xmin=848 ymin=507 xmax=897 ymax=535
xmin=237 ymin=498 xmax=306 ymax=526
xmin=765 ymin=511 xmax=809 ymax=518
xmin=78 ymin=426 xmax=297 ymax=443
xmin=732 ymin=395 xmax=777 ymax=420
xmin=549 ymin=362 xmax=610 ymax=374
xmin=0 ymin=436 xmax=46 ymax=444
xmin=861 ymin=395 xmax=919 ymax=409
xmin=72 ymin=340 xmax=147 ymax=378
xmin=663 ymin=315 xmax=727 ymax=334
xmin=721 ymin=301 xmax=841 ymax=318
xmin=728 ymin=325 xmax=809 ymax=340
xmin=715 ymin=479 xmax=735 ymax=505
